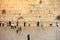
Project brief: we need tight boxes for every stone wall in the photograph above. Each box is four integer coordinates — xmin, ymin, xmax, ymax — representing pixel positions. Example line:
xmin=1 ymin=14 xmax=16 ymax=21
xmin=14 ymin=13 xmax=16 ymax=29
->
xmin=0 ymin=0 xmax=60 ymax=26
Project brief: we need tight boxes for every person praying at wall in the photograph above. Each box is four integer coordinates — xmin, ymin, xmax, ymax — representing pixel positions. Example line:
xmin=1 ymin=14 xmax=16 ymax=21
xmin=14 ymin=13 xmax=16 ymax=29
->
xmin=16 ymin=21 xmax=18 ymax=26
xmin=29 ymin=24 xmax=30 ymax=27
xmin=20 ymin=27 xmax=21 ymax=31
xmin=11 ymin=24 xmax=14 ymax=29
xmin=0 ymin=22 xmax=1 ymax=26
xmin=50 ymin=22 xmax=52 ymax=27
xmin=56 ymin=20 xmax=58 ymax=29
xmin=27 ymin=34 xmax=30 ymax=40
xmin=24 ymin=22 xmax=26 ymax=27
xmin=37 ymin=21 xmax=39 ymax=27
xmin=9 ymin=21 xmax=11 ymax=26
xmin=16 ymin=30 xmax=19 ymax=34
xmin=2 ymin=22 xmax=4 ymax=27
xmin=15 ymin=26 xmax=16 ymax=28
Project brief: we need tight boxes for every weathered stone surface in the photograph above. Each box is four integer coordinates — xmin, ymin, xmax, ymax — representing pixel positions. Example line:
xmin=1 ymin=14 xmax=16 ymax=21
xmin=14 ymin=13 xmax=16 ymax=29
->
xmin=0 ymin=0 xmax=60 ymax=40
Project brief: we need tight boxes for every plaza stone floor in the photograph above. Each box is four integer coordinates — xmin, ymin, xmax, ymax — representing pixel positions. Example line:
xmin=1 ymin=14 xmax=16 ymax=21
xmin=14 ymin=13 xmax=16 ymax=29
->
xmin=0 ymin=26 xmax=60 ymax=40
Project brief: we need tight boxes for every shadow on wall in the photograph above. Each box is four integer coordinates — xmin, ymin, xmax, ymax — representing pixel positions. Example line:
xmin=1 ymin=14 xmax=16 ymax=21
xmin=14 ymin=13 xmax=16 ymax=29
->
xmin=56 ymin=15 xmax=60 ymax=20
xmin=2 ymin=9 xmax=6 ymax=14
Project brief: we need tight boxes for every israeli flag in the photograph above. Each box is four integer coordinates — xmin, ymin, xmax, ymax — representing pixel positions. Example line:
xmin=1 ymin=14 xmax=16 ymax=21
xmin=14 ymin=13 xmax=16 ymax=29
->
xmin=56 ymin=20 xmax=58 ymax=29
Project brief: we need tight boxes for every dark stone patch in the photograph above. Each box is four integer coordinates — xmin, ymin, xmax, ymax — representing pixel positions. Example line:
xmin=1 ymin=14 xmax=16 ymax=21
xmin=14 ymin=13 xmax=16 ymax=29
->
xmin=2 ymin=9 xmax=6 ymax=14
xmin=56 ymin=15 xmax=60 ymax=20
xmin=39 ymin=0 xmax=42 ymax=4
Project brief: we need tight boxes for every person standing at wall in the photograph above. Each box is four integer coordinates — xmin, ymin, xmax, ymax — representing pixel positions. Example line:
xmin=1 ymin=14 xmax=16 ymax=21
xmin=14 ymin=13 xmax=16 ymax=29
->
xmin=37 ymin=21 xmax=39 ymax=27
xmin=50 ymin=22 xmax=52 ymax=27
xmin=16 ymin=30 xmax=19 ymax=34
xmin=24 ymin=22 xmax=26 ymax=27
xmin=9 ymin=21 xmax=11 ymax=26
xmin=16 ymin=21 xmax=18 ymax=26
xmin=0 ymin=22 xmax=1 ymax=26
xmin=56 ymin=20 xmax=58 ymax=29
xmin=20 ymin=27 xmax=21 ymax=31
xmin=2 ymin=23 xmax=4 ymax=27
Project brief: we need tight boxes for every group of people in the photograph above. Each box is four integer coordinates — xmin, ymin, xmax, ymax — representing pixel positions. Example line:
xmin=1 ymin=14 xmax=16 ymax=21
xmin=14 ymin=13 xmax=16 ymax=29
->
xmin=0 ymin=21 xmax=31 ymax=40
xmin=9 ymin=21 xmax=22 ymax=33
xmin=0 ymin=20 xmax=59 ymax=33
xmin=0 ymin=21 xmax=22 ymax=34
xmin=0 ymin=20 xmax=59 ymax=40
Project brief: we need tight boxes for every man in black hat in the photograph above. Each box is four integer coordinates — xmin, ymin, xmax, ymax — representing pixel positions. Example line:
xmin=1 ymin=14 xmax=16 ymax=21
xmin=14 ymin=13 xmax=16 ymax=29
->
xmin=0 ymin=22 xmax=1 ymax=26
xmin=20 ymin=27 xmax=21 ymax=31
xmin=27 ymin=34 xmax=30 ymax=40
xmin=16 ymin=30 xmax=19 ymax=34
